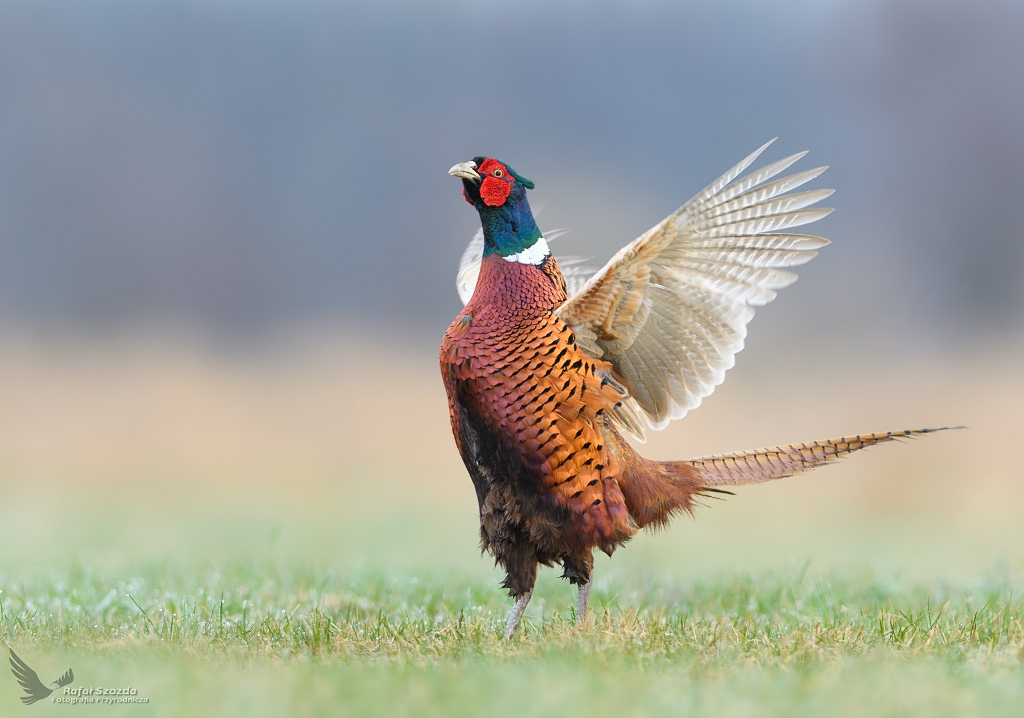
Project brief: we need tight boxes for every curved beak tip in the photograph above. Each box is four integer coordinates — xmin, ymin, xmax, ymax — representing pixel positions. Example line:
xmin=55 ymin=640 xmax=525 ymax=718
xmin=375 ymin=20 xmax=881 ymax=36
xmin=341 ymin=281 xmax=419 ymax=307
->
xmin=448 ymin=161 xmax=481 ymax=181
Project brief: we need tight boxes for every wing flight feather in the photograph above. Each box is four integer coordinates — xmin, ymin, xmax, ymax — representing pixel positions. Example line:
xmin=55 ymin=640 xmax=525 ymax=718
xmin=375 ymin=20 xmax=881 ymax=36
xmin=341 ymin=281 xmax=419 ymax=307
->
xmin=455 ymin=229 xmax=485 ymax=305
xmin=556 ymin=140 xmax=833 ymax=440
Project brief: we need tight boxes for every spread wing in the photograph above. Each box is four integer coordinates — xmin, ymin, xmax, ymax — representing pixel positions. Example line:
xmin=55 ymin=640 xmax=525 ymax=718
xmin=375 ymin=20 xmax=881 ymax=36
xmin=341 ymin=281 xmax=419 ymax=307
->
xmin=8 ymin=649 xmax=53 ymax=705
xmin=556 ymin=139 xmax=833 ymax=439
xmin=456 ymin=228 xmax=592 ymax=304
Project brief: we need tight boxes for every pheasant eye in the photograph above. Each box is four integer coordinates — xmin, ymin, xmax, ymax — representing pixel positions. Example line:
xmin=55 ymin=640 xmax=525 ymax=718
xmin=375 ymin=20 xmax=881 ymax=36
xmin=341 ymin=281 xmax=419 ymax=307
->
xmin=492 ymin=169 xmax=504 ymax=178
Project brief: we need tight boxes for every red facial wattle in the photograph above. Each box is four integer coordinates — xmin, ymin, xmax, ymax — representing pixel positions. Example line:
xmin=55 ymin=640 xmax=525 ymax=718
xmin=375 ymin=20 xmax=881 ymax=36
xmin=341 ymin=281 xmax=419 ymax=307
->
xmin=480 ymin=177 xmax=510 ymax=206
xmin=477 ymin=158 xmax=513 ymax=207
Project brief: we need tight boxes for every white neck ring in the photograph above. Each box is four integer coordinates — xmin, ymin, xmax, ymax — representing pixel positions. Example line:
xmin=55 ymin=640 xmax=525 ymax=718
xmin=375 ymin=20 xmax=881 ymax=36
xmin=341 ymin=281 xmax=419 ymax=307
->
xmin=501 ymin=237 xmax=549 ymax=266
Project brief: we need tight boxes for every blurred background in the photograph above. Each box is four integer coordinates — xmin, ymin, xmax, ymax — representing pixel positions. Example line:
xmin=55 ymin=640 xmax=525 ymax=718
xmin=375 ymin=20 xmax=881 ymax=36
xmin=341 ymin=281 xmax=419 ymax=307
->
xmin=0 ymin=0 xmax=1021 ymax=584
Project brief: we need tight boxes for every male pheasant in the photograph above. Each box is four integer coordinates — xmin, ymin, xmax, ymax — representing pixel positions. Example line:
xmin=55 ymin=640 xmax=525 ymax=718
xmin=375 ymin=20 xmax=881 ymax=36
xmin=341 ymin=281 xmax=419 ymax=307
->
xmin=440 ymin=141 xmax=955 ymax=637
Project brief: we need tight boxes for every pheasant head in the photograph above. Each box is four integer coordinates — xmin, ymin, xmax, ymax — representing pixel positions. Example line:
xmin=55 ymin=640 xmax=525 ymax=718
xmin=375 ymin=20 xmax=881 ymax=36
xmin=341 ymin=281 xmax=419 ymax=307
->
xmin=449 ymin=157 xmax=544 ymax=260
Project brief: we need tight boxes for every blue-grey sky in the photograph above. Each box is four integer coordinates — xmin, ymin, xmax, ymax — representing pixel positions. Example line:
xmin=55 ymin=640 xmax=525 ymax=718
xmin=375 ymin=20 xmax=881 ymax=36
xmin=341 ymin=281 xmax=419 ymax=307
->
xmin=1 ymin=0 xmax=1021 ymax=349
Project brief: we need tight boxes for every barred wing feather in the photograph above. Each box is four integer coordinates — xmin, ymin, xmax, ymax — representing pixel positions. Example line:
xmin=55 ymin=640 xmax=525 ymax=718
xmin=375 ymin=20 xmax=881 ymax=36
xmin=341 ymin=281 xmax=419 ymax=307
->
xmin=556 ymin=139 xmax=833 ymax=440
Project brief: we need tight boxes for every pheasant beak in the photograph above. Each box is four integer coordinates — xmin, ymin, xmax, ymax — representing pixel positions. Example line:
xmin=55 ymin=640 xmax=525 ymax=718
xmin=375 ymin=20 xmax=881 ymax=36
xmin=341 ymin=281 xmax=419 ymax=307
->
xmin=448 ymin=161 xmax=481 ymax=181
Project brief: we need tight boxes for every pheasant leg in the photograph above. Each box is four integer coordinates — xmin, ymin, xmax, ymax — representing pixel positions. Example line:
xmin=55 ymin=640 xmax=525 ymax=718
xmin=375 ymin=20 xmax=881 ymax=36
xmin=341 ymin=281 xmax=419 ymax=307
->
xmin=504 ymin=590 xmax=533 ymax=639
xmin=576 ymin=579 xmax=592 ymax=625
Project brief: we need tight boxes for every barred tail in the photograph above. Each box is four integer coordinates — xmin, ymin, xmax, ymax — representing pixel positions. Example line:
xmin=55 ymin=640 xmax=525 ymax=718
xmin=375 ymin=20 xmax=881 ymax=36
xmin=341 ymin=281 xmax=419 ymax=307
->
xmin=678 ymin=427 xmax=963 ymax=487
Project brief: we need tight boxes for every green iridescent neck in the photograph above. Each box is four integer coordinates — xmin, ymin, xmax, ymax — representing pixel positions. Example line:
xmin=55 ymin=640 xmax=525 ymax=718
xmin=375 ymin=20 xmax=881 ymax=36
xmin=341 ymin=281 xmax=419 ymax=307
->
xmin=479 ymin=195 xmax=543 ymax=258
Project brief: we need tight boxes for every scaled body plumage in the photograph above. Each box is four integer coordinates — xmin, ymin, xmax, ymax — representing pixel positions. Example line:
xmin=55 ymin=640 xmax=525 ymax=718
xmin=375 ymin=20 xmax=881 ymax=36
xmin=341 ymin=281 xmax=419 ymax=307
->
xmin=441 ymin=252 xmax=635 ymax=595
xmin=440 ymin=147 xmax=955 ymax=637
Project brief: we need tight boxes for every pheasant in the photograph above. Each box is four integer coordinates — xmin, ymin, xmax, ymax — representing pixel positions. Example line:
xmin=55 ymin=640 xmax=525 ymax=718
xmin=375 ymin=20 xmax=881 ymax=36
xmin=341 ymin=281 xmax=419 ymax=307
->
xmin=440 ymin=141 xmax=955 ymax=638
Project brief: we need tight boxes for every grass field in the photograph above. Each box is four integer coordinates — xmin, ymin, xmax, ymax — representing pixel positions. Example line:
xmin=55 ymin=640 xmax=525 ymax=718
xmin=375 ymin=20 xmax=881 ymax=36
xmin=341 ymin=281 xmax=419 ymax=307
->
xmin=0 ymin=330 xmax=1021 ymax=716
xmin=2 ymin=564 xmax=1023 ymax=717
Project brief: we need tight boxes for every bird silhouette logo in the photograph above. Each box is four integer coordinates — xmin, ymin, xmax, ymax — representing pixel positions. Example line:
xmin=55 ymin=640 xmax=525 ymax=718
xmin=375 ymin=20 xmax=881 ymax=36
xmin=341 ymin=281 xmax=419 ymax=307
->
xmin=8 ymin=649 xmax=74 ymax=705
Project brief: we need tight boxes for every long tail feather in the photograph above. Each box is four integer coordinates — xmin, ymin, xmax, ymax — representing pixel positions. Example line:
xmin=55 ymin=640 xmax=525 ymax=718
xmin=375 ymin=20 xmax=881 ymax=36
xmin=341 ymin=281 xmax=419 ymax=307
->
xmin=680 ymin=427 xmax=964 ymax=487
